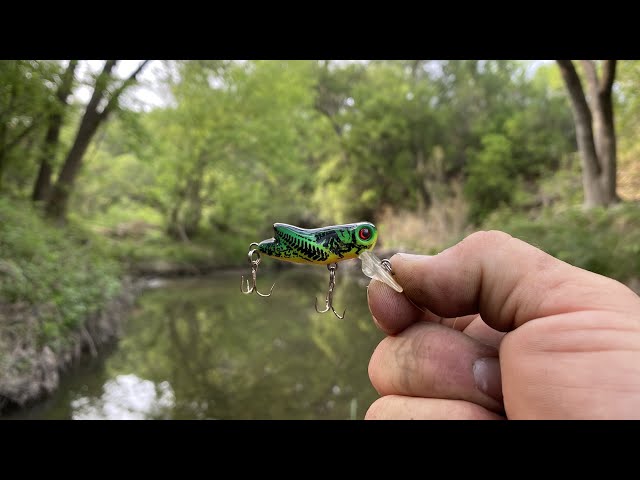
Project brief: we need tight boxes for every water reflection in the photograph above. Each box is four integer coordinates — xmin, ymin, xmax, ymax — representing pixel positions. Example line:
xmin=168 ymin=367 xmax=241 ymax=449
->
xmin=71 ymin=374 xmax=175 ymax=420
xmin=8 ymin=267 xmax=385 ymax=420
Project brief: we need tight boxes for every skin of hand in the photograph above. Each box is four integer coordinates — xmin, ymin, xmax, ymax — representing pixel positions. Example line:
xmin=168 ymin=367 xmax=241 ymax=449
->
xmin=365 ymin=230 xmax=640 ymax=420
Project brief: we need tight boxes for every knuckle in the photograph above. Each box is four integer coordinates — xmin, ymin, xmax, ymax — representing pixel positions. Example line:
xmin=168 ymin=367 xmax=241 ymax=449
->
xmin=465 ymin=230 xmax=513 ymax=248
xmin=442 ymin=230 xmax=513 ymax=259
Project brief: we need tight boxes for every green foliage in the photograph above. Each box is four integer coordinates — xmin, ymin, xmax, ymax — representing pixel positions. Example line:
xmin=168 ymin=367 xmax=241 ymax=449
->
xmin=0 ymin=60 xmax=65 ymax=192
xmin=71 ymin=151 xmax=161 ymax=219
xmin=0 ymin=198 xmax=122 ymax=349
xmin=465 ymin=133 xmax=516 ymax=222
xmin=483 ymin=202 xmax=640 ymax=282
xmin=615 ymin=60 xmax=640 ymax=135
xmin=537 ymin=153 xmax=584 ymax=205
xmin=3 ymin=59 xmax=633 ymax=291
xmin=46 ymin=60 xmax=580 ymax=259
xmin=462 ymin=67 xmax=575 ymax=223
xmin=101 ymin=235 xmax=223 ymax=268
xmin=80 ymin=61 xmax=323 ymax=243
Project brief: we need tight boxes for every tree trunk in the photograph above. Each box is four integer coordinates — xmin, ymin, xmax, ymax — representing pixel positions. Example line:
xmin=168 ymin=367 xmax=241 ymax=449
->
xmin=168 ymin=202 xmax=190 ymax=242
xmin=183 ymin=173 xmax=203 ymax=237
xmin=45 ymin=60 xmax=149 ymax=220
xmin=556 ymin=60 xmax=619 ymax=208
xmin=166 ymin=153 xmax=207 ymax=241
xmin=32 ymin=60 xmax=78 ymax=202
xmin=414 ymin=147 xmax=431 ymax=212
xmin=0 ymin=70 xmax=18 ymax=190
xmin=582 ymin=60 xmax=619 ymax=203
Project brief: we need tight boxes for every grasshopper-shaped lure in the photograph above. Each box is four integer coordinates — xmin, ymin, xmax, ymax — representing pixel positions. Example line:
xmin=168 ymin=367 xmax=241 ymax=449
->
xmin=241 ymin=222 xmax=403 ymax=318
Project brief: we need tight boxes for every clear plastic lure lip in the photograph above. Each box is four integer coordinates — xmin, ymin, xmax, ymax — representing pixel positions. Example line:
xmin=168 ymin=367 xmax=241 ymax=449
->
xmin=359 ymin=250 xmax=403 ymax=292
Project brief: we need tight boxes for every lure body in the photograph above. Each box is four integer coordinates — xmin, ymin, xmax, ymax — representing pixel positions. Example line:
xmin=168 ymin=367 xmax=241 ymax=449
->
xmin=257 ymin=222 xmax=378 ymax=265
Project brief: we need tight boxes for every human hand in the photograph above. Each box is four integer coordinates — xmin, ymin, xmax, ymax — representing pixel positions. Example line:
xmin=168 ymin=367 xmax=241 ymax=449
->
xmin=365 ymin=231 xmax=640 ymax=419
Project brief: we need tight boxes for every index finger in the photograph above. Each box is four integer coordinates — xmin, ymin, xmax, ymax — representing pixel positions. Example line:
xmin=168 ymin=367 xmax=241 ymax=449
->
xmin=379 ymin=230 xmax=640 ymax=333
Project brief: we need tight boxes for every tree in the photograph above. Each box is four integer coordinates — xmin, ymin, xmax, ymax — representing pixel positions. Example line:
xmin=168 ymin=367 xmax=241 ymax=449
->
xmin=0 ymin=61 xmax=61 ymax=191
xmin=32 ymin=60 xmax=78 ymax=202
xmin=45 ymin=60 xmax=149 ymax=220
xmin=556 ymin=60 xmax=619 ymax=207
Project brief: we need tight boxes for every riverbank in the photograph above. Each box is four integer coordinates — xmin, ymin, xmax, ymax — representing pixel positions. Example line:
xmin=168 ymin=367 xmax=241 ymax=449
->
xmin=0 ymin=277 xmax=144 ymax=413
xmin=0 ymin=198 xmax=251 ymax=414
xmin=0 ymin=199 xmax=132 ymax=414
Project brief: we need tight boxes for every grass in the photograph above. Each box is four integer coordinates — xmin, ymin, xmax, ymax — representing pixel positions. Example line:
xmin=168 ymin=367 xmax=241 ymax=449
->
xmin=482 ymin=201 xmax=640 ymax=283
xmin=0 ymin=198 xmax=123 ymax=351
xmin=376 ymin=180 xmax=472 ymax=255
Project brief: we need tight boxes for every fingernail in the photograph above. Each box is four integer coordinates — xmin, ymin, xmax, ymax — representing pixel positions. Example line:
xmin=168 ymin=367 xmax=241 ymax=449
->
xmin=394 ymin=253 xmax=434 ymax=265
xmin=473 ymin=357 xmax=503 ymax=401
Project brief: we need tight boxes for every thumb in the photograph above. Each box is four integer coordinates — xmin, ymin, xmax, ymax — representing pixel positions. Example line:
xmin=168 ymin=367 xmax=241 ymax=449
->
xmin=388 ymin=230 xmax=639 ymax=332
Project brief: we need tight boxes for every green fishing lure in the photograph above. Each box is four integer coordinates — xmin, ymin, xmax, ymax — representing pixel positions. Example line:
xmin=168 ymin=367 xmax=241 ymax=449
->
xmin=257 ymin=222 xmax=378 ymax=265
xmin=241 ymin=222 xmax=402 ymax=318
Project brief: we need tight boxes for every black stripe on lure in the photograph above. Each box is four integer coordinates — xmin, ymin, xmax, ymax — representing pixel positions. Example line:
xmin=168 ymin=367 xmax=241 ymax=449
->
xmin=241 ymin=222 xmax=403 ymax=319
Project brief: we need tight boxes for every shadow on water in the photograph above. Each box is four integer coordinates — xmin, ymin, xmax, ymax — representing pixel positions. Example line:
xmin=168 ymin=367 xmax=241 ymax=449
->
xmin=6 ymin=265 xmax=385 ymax=420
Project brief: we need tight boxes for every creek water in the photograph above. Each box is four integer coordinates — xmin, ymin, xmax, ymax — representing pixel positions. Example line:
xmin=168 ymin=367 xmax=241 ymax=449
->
xmin=7 ymin=267 xmax=385 ymax=420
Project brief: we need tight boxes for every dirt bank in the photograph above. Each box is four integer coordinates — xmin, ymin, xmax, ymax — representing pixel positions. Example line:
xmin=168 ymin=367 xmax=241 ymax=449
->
xmin=0 ymin=276 xmax=144 ymax=415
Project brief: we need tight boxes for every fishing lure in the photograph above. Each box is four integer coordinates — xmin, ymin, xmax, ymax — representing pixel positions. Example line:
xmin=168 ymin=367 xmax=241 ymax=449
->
xmin=241 ymin=222 xmax=403 ymax=318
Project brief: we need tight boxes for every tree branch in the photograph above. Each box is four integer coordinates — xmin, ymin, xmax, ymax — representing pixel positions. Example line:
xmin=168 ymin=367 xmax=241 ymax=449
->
xmin=557 ymin=61 xmax=592 ymax=123
xmin=83 ymin=60 xmax=117 ymax=120
xmin=314 ymin=99 xmax=343 ymax=137
xmin=99 ymin=60 xmax=150 ymax=120
xmin=580 ymin=60 xmax=604 ymax=123
xmin=600 ymin=60 xmax=617 ymax=96
xmin=58 ymin=60 xmax=79 ymax=103
xmin=4 ymin=116 xmax=43 ymax=151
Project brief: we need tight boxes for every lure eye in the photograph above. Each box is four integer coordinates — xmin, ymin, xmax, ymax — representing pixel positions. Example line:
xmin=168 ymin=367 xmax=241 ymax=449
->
xmin=359 ymin=227 xmax=371 ymax=241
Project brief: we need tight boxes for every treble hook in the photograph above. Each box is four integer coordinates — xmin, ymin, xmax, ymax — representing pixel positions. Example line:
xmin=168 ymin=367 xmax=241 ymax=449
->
xmin=315 ymin=263 xmax=346 ymax=319
xmin=241 ymin=242 xmax=275 ymax=297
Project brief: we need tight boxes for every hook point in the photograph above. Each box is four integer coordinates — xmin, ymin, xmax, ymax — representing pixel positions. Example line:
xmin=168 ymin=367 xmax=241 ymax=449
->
xmin=333 ymin=307 xmax=346 ymax=319
xmin=256 ymin=282 xmax=276 ymax=297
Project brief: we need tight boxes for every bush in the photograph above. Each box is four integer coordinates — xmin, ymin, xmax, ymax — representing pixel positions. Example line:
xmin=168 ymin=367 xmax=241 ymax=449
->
xmin=482 ymin=202 xmax=640 ymax=283
xmin=464 ymin=134 xmax=517 ymax=223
